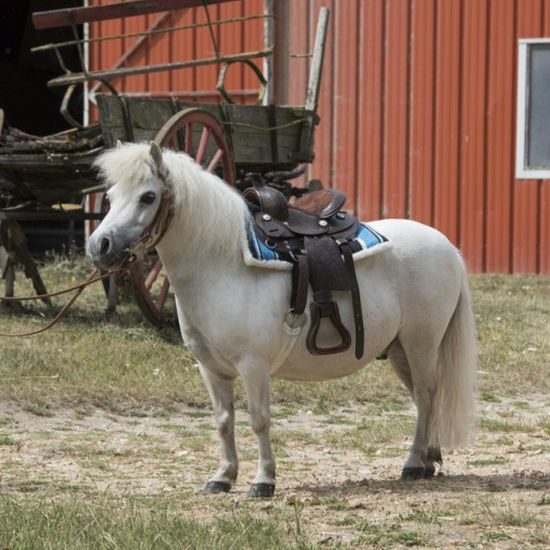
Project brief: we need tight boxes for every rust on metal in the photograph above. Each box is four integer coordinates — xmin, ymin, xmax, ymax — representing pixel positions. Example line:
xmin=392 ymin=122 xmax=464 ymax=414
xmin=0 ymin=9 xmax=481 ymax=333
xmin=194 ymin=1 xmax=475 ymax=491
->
xmin=47 ymin=48 xmax=273 ymax=88
xmin=32 ymin=14 xmax=271 ymax=52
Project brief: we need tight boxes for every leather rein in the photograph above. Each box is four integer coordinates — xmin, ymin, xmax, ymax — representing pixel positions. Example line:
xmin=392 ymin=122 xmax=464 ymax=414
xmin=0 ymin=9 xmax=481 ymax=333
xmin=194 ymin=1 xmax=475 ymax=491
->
xmin=0 ymin=173 xmax=175 ymax=338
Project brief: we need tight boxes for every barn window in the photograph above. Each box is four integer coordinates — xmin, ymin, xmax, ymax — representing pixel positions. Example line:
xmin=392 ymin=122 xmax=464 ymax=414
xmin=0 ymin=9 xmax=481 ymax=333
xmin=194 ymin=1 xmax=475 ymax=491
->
xmin=516 ymin=39 xmax=550 ymax=178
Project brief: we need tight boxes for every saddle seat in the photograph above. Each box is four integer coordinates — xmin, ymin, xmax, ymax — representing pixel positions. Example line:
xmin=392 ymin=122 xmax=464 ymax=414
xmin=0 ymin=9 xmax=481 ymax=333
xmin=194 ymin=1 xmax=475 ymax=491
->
xmin=244 ymin=180 xmax=365 ymax=360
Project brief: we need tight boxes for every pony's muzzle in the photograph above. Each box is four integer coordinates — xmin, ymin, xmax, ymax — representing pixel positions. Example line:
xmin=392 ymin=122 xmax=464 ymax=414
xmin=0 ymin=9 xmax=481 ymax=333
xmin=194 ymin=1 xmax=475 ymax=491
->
xmin=99 ymin=236 xmax=112 ymax=257
xmin=89 ymin=231 xmax=131 ymax=269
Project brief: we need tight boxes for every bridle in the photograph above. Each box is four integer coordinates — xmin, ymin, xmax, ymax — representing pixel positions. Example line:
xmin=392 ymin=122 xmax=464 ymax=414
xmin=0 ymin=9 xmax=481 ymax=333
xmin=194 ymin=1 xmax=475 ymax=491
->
xmin=124 ymin=167 xmax=175 ymax=265
xmin=0 ymin=161 xmax=175 ymax=337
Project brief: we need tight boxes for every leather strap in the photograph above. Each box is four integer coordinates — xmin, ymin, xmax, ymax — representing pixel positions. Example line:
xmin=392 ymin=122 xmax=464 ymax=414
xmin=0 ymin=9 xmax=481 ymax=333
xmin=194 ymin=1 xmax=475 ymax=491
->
xmin=341 ymin=242 xmax=364 ymax=359
xmin=0 ymin=268 xmax=114 ymax=337
xmin=127 ymin=184 xmax=174 ymax=262
xmin=290 ymin=254 xmax=309 ymax=315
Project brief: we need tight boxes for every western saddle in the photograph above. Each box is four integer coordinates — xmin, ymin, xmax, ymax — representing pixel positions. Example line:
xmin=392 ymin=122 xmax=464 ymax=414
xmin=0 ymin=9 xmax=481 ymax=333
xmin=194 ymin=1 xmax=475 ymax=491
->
xmin=244 ymin=175 xmax=364 ymax=359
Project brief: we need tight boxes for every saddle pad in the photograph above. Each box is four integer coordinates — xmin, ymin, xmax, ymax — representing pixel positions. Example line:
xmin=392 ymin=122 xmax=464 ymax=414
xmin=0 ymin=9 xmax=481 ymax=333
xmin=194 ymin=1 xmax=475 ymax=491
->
xmin=243 ymin=222 xmax=391 ymax=271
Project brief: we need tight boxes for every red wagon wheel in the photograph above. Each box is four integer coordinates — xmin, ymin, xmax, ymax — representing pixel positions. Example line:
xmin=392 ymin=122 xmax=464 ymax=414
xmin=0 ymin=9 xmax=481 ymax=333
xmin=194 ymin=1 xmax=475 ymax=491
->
xmin=129 ymin=108 xmax=235 ymax=327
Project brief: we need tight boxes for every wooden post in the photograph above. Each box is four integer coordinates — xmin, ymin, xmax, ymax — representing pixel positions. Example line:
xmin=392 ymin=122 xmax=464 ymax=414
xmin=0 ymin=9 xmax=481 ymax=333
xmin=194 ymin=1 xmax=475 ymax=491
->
xmin=305 ymin=7 xmax=329 ymax=113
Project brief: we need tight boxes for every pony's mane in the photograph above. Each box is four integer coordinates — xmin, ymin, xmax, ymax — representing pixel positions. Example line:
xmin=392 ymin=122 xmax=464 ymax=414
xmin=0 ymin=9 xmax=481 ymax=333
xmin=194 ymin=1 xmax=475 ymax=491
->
xmin=94 ymin=142 xmax=250 ymax=258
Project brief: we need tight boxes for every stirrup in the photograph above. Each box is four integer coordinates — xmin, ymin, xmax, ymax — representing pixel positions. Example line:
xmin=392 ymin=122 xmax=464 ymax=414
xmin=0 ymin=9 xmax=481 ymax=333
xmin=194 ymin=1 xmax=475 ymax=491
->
xmin=306 ymin=301 xmax=351 ymax=355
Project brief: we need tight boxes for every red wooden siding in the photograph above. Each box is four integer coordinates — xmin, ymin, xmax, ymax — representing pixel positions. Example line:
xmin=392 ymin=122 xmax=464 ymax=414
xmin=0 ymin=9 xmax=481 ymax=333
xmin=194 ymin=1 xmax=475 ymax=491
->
xmin=284 ymin=0 xmax=548 ymax=274
xmin=88 ymin=0 xmax=550 ymax=274
xmin=88 ymin=0 xmax=263 ymax=104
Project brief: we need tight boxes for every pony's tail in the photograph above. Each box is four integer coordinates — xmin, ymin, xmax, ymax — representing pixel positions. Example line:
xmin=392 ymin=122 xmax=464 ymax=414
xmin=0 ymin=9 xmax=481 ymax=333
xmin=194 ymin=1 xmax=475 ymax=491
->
xmin=429 ymin=257 xmax=477 ymax=448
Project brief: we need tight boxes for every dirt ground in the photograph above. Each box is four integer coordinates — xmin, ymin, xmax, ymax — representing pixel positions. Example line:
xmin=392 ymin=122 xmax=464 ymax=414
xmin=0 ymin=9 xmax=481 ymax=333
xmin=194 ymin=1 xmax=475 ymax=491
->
xmin=1 ymin=393 xmax=548 ymax=548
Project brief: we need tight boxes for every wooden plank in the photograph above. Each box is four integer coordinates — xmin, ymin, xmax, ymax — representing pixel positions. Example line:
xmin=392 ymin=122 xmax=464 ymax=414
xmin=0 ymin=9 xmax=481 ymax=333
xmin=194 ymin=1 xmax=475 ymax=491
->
xmin=383 ymin=0 xmax=409 ymax=219
xmin=408 ymin=0 xmax=435 ymax=225
xmin=485 ymin=0 xmax=515 ymax=272
xmin=48 ymin=47 xmax=272 ymax=87
xmin=433 ymin=0 xmax=460 ymax=243
xmin=305 ymin=7 xmax=329 ymax=113
xmin=512 ymin=0 xmax=542 ymax=273
xmin=97 ymin=95 xmax=307 ymax=165
xmin=356 ymin=0 xmax=383 ymax=220
xmin=332 ymin=0 xmax=359 ymax=211
xmin=459 ymin=0 xmax=487 ymax=272
xmin=33 ymin=0 xmax=235 ymax=29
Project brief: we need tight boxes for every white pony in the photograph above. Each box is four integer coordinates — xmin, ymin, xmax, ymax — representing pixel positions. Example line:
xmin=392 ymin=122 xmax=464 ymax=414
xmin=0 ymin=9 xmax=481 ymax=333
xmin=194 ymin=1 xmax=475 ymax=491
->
xmin=89 ymin=142 xmax=476 ymax=497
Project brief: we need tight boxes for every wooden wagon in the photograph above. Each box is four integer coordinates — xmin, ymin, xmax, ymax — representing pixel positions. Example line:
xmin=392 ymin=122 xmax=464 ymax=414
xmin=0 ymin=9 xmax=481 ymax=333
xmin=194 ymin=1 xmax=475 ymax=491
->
xmin=0 ymin=0 xmax=329 ymax=325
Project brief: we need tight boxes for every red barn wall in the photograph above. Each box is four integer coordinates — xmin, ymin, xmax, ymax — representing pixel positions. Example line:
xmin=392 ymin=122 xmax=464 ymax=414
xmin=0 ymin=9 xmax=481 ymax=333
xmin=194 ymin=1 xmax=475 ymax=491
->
xmin=286 ymin=0 xmax=550 ymax=274
xmin=88 ymin=0 xmax=264 ymax=104
xmin=88 ymin=0 xmax=550 ymax=274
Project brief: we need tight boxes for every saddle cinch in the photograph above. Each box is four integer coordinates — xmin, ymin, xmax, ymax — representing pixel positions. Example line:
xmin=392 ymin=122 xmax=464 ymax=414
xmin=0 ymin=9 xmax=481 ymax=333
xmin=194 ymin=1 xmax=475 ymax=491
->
xmin=244 ymin=177 xmax=365 ymax=359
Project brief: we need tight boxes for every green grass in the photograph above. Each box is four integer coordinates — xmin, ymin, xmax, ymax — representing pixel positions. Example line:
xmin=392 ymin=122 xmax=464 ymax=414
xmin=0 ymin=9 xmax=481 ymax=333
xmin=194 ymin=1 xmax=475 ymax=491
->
xmin=471 ymin=274 xmax=550 ymax=395
xmin=0 ymin=258 xmax=549 ymax=549
xmin=0 ymin=494 xmax=311 ymax=550
xmin=1 ymin=260 xmax=548 ymax=415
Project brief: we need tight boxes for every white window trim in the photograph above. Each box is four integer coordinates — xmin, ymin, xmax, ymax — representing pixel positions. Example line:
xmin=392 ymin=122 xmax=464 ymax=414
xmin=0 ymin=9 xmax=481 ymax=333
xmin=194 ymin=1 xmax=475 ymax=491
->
xmin=516 ymin=38 xmax=550 ymax=179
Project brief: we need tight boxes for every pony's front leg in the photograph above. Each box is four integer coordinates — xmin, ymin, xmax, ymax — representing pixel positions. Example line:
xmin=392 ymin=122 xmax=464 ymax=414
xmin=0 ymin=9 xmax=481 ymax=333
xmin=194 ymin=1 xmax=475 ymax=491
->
xmin=198 ymin=364 xmax=238 ymax=494
xmin=241 ymin=361 xmax=275 ymax=498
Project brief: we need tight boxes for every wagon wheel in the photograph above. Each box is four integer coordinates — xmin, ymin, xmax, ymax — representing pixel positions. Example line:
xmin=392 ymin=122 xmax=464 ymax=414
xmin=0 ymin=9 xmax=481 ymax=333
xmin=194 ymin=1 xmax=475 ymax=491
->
xmin=129 ymin=108 xmax=235 ymax=327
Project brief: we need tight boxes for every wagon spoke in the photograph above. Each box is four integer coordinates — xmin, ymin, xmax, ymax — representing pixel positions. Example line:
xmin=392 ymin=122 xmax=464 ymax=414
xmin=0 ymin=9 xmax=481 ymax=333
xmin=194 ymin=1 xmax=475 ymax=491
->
xmin=184 ymin=123 xmax=193 ymax=156
xmin=144 ymin=259 xmax=163 ymax=290
xmin=206 ymin=148 xmax=224 ymax=173
xmin=155 ymin=276 xmax=170 ymax=310
xmin=195 ymin=126 xmax=211 ymax=165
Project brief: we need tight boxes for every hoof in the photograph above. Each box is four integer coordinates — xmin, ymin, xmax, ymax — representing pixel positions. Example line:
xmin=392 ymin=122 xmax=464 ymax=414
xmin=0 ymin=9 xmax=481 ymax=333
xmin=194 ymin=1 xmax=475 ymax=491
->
xmin=201 ymin=481 xmax=231 ymax=495
xmin=247 ymin=483 xmax=275 ymax=498
xmin=401 ymin=467 xmax=426 ymax=481
xmin=424 ymin=466 xmax=435 ymax=479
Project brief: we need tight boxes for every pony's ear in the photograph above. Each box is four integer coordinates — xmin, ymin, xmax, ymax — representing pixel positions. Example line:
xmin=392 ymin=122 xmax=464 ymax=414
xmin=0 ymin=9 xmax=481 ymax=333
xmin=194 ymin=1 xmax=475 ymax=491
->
xmin=149 ymin=141 xmax=165 ymax=175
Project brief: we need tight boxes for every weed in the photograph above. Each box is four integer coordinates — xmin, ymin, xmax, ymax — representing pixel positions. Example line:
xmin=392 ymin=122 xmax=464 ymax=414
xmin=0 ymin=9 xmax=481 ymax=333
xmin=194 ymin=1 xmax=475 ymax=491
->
xmin=0 ymin=434 xmax=16 ymax=446
xmin=483 ymin=531 xmax=509 ymax=542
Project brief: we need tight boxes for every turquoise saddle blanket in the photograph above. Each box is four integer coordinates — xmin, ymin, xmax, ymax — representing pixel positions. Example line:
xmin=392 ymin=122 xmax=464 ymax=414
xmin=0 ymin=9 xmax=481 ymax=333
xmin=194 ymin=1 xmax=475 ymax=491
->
xmin=245 ymin=222 xmax=390 ymax=268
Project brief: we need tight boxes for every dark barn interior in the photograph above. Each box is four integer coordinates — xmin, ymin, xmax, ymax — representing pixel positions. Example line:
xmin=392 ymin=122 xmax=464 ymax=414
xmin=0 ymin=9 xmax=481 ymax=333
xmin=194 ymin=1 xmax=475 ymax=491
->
xmin=0 ymin=0 xmax=85 ymax=255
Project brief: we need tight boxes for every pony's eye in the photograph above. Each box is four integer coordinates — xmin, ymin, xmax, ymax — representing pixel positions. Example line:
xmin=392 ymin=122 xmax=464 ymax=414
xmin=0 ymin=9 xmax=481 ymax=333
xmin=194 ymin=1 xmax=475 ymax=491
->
xmin=140 ymin=191 xmax=157 ymax=205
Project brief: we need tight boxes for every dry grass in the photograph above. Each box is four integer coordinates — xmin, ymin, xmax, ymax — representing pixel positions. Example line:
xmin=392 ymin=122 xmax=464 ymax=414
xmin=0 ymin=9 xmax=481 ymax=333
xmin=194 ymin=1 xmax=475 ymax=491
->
xmin=0 ymin=257 xmax=548 ymax=548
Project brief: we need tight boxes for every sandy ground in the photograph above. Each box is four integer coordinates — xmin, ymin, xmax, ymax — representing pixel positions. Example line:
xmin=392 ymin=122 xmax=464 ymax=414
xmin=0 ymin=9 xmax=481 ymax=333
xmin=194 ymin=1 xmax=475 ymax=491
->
xmin=0 ymin=395 xmax=548 ymax=548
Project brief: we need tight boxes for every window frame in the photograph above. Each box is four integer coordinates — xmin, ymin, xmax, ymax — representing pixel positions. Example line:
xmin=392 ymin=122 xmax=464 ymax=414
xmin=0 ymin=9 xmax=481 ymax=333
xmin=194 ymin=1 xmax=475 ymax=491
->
xmin=516 ymin=38 xmax=550 ymax=179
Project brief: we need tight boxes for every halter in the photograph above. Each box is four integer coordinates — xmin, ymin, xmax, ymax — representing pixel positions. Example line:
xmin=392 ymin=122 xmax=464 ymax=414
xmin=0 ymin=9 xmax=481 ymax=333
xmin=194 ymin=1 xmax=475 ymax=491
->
xmin=124 ymin=161 xmax=175 ymax=265
xmin=0 ymin=155 xmax=175 ymax=337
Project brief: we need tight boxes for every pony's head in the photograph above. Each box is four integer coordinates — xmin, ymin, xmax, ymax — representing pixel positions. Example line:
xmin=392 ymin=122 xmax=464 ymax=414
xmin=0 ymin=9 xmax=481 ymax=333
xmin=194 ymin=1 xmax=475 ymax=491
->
xmin=89 ymin=141 xmax=171 ymax=269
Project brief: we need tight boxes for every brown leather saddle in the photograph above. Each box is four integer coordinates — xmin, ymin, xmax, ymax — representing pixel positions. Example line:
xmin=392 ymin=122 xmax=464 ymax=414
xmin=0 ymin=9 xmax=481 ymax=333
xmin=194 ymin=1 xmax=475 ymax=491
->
xmin=244 ymin=177 xmax=364 ymax=359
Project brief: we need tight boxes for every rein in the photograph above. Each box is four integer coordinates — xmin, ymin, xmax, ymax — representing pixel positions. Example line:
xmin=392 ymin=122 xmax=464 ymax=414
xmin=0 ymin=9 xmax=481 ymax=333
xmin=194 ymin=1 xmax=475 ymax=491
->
xmin=0 ymin=147 xmax=175 ymax=338
xmin=0 ymin=268 xmax=116 ymax=337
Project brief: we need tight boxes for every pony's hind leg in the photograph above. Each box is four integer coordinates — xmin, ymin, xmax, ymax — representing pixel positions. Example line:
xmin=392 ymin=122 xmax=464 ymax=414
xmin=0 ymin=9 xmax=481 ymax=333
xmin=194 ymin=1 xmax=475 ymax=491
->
xmin=198 ymin=364 xmax=238 ymax=494
xmin=388 ymin=339 xmax=414 ymax=395
xmin=389 ymin=340 xmax=443 ymax=479
xmin=425 ymin=439 xmax=443 ymax=478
